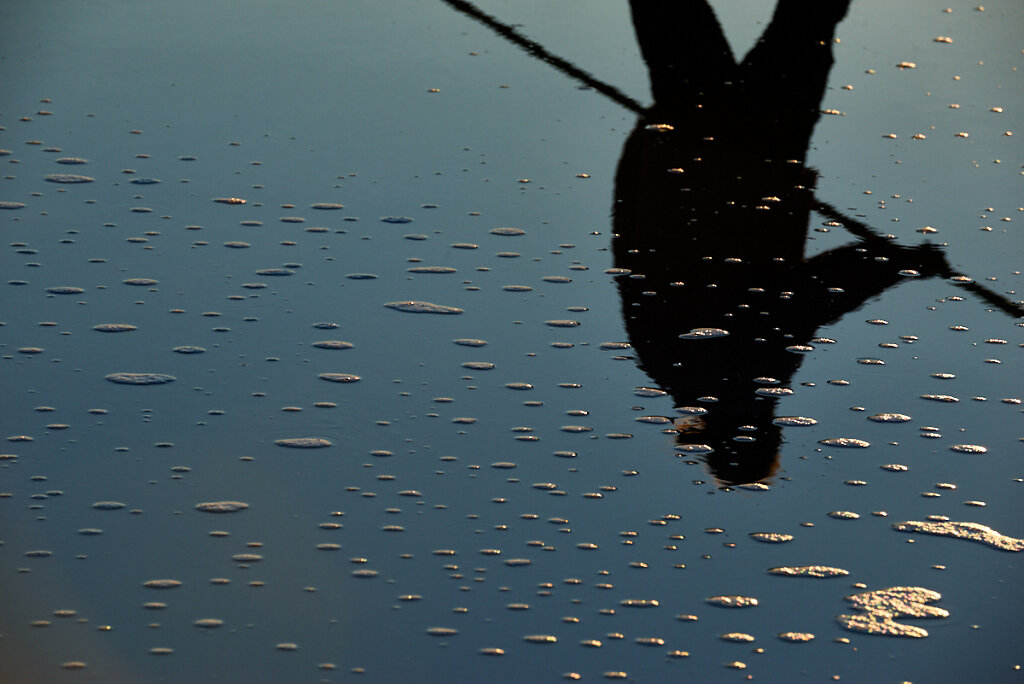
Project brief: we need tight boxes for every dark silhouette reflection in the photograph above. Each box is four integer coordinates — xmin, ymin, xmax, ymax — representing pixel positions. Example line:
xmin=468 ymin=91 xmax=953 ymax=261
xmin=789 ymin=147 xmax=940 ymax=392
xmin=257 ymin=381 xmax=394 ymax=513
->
xmin=443 ymin=0 xmax=1022 ymax=485
xmin=614 ymin=1 xmax=944 ymax=485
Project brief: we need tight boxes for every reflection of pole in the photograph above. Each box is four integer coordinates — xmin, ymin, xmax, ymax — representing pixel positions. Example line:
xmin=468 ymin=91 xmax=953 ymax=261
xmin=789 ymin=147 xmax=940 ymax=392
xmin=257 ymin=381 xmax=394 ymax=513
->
xmin=814 ymin=199 xmax=1023 ymax=316
xmin=440 ymin=0 xmax=1024 ymax=318
xmin=439 ymin=0 xmax=646 ymax=115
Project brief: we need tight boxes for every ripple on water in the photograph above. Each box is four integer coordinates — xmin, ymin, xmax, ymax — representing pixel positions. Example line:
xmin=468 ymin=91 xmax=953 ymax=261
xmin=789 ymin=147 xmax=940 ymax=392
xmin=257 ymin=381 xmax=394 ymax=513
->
xmin=385 ymin=301 xmax=463 ymax=314
xmin=892 ymin=520 xmax=1023 ymax=551
xmin=275 ymin=437 xmax=332 ymax=448
xmin=194 ymin=501 xmax=249 ymax=513
xmin=47 ymin=286 xmax=84 ymax=294
xmin=143 ymin=579 xmax=182 ymax=589
xmin=490 ymin=227 xmax=525 ymax=236
xmin=105 ymin=373 xmax=175 ymax=385
xmin=123 ymin=278 xmax=158 ymax=286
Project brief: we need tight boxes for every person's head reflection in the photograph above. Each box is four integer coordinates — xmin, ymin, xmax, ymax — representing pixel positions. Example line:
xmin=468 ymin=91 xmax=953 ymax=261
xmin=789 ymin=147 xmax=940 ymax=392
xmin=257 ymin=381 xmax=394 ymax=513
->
xmin=613 ymin=1 xmax=947 ymax=486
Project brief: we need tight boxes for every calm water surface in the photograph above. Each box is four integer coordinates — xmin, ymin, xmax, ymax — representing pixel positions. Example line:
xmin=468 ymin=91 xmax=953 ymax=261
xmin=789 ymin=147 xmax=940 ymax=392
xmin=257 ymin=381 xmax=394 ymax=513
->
xmin=1 ymin=1 xmax=1021 ymax=682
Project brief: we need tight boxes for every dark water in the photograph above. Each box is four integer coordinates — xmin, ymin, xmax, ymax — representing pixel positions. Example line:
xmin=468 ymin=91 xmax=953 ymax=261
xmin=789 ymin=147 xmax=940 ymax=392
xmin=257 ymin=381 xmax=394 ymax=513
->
xmin=1 ymin=1 xmax=1021 ymax=682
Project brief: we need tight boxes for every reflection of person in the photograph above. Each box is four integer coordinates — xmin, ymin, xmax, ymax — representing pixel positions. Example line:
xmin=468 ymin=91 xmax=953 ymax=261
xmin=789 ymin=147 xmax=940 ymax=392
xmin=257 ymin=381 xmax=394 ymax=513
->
xmin=443 ymin=0 xmax=1022 ymax=485
xmin=613 ymin=1 xmax=952 ymax=485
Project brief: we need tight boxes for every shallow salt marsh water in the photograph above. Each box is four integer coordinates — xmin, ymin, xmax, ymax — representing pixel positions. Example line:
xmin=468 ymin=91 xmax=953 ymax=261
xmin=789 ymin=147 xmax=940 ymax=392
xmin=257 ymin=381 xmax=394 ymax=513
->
xmin=1 ymin=1 xmax=1021 ymax=682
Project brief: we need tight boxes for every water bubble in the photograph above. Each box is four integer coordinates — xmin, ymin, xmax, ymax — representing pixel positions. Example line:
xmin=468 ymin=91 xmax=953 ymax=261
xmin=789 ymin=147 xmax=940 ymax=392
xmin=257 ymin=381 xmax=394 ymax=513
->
xmin=105 ymin=373 xmax=175 ymax=385
xmin=173 ymin=346 xmax=206 ymax=354
xmin=620 ymin=599 xmax=659 ymax=608
xmin=408 ymin=266 xmax=456 ymax=273
xmin=750 ymin=533 xmax=794 ymax=543
xmin=949 ymin=444 xmax=987 ymax=454
xmin=707 ymin=596 xmax=758 ymax=608
xmin=385 ymin=301 xmax=463 ymax=314
xmin=92 ymin=501 xmax=126 ymax=510
xmin=755 ymin=387 xmax=794 ymax=397
xmin=679 ymin=328 xmax=729 ymax=340
xmin=837 ymin=586 xmax=947 ymax=638
xmin=312 ymin=341 xmax=354 ymax=350
xmin=195 ymin=501 xmax=249 ymax=513
xmin=778 ymin=632 xmax=815 ymax=642
xmin=892 ymin=520 xmax=1022 ymax=551
xmin=44 ymin=174 xmax=94 ymax=183
xmin=675 ymin=444 xmax=713 ymax=454
xmin=720 ymin=633 xmax=755 ymax=643
xmin=93 ymin=323 xmax=136 ymax=333
xmin=426 ymin=627 xmax=458 ymax=637
xmin=768 ymin=566 xmax=849 ymax=578
xmin=868 ymin=413 xmax=911 ymax=423
xmin=818 ymin=438 xmax=870 ymax=448
xmin=773 ymin=416 xmax=817 ymax=427
xmin=319 ymin=373 xmax=360 ymax=383
xmin=275 ymin=437 xmax=332 ymax=448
